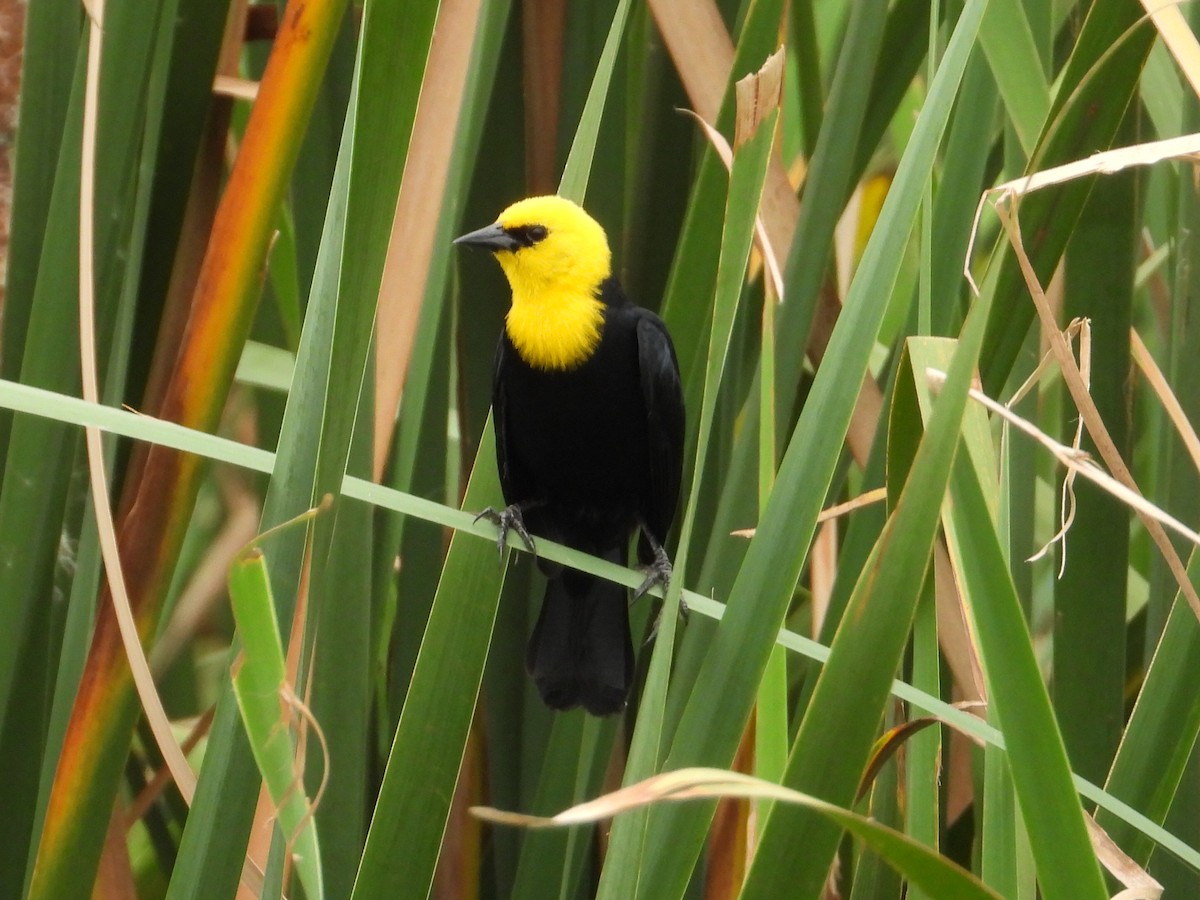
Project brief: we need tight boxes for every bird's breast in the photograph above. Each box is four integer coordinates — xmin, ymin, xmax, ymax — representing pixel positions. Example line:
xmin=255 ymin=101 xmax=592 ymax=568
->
xmin=500 ymin=318 xmax=649 ymax=517
xmin=505 ymin=288 xmax=604 ymax=371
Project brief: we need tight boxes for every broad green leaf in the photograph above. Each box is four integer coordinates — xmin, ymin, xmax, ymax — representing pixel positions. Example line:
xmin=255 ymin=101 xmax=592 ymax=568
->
xmin=933 ymin=358 xmax=1108 ymax=896
xmin=353 ymin=0 xmax=626 ymax=893
xmin=978 ymin=0 xmax=1048 ymax=156
xmin=631 ymin=3 xmax=991 ymax=894
xmin=229 ymin=549 xmax=324 ymax=900
xmin=170 ymin=27 xmax=354 ymax=900
xmin=0 ymin=375 xmax=1197 ymax=878
xmin=350 ymin=423 xmax=506 ymax=899
xmin=599 ymin=64 xmax=782 ymax=899
xmin=1101 ymin=554 xmax=1200 ymax=864
xmin=739 ymin=292 xmax=989 ymax=900
xmin=978 ymin=0 xmax=1154 ymax=390
xmin=1054 ymin=139 xmax=1135 ymax=784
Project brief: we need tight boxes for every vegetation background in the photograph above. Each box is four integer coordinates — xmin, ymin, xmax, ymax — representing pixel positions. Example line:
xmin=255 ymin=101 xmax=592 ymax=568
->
xmin=2 ymin=0 xmax=1198 ymax=897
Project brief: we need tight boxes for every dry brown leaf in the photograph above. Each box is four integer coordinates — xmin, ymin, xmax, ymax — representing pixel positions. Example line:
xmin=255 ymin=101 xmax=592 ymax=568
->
xmin=1025 ymin=319 xmax=1090 ymax=573
xmin=96 ymin=799 xmax=138 ymax=900
xmin=652 ymin=0 xmax=981 ymax=712
xmin=734 ymin=46 xmax=784 ymax=149
xmin=77 ymin=0 xmax=197 ymax=806
xmin=126 ymin=710 xmax=215 ymax=828
xmin=648 ymin=0 xmax=802 ymax=295
xmin=680 ymin=108 xmax=786 ymax=305
xmin=706 ymin=721 xmax=755 ymax=899
xmin=212 ymin=75 xmax=259 ymax=101
xmin=1140 ymin=0 xmax=1200 ymax=104
xmin=473 ymin=768 xmax=813 ymax=828
xmin=966 ymin=132 xmax=1200 ymax=293
xmin=809 ymin=519 xmax=838 ymax=639
xmin=992 ymin=200 xmax=1200 ymax=625
xmin=856 ymin=701 xmax=987 ymax=803
xmin=926 ymin=367 xmax=1200 ymax=549
xmin=373 ymin=0 xmax=484 ymax=479
xmin=1085 ymin=812 xmax=1163 ymax=900
xmin=967 ymin=133 xmax=1200 ymax=625
xmin=933 ymin=540 xmax=987 ymax=703
xmin=1131 ymin=327 xmax=1200 ymax=478
xmin=731 ymin=486 xmax=889 ymax=538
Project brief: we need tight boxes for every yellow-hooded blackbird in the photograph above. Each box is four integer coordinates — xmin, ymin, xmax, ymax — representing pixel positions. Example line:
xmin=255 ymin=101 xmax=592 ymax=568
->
xmin=454 ymin=195 xmax=684 ymax=716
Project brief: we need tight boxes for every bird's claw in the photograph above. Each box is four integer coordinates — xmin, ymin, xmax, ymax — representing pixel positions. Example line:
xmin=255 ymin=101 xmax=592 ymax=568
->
xmin=475 ymin=504 xmax=536 ymax=560
xmin=642 ymin=592 xmax=690 ymax=648
xmin=634 ymin=539 xmax=688 ymax=647
xmin=633 ymin=541 xmax=673 ymax=602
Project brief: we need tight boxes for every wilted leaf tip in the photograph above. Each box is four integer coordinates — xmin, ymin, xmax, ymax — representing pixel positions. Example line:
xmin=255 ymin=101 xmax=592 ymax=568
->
xmin=734 ymin=47 xmax=784 ymax=149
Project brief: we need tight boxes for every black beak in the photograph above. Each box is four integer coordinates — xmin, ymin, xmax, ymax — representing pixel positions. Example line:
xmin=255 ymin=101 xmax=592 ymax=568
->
xmin=453 ymin=222 xmax=522 ymax=252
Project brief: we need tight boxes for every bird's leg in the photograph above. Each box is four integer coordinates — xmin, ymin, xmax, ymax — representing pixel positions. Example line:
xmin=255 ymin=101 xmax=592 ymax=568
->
xmin=474 ymin=502 xmax=537 ymax=560
xmin=632 ymin=540 xmax=672 ymax=602
xmin=632 ymin=524 xmax=687 ymax=619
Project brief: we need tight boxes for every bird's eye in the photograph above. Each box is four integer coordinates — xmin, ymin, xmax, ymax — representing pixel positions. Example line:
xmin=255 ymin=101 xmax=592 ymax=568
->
xmin=505 ymin=224 xmax=550 ymax=248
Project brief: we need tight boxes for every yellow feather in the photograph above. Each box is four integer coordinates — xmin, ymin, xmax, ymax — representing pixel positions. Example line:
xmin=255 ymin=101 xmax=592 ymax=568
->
xmin=492 ymin=196 xmax=610 ymax=371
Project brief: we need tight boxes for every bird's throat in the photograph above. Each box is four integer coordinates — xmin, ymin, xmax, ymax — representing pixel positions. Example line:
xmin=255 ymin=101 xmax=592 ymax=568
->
xmin=505 ymin=288 xmax=604 ymax=371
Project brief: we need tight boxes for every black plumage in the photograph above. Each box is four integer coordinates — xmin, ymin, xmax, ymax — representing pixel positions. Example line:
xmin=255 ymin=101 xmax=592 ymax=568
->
xmin=455 ymin=196 xmax=685 ymax=716
xmin=494 ymin=277 xmax=684 ymax=715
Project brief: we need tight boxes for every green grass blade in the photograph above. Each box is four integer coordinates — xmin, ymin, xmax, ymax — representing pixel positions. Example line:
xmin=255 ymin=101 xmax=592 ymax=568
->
xmin=166 ymin=92 xmax=357 ymax=900
xmin=978 ymin=2 xmax=1153 ymax=390
xmin=905 ymin=583 xmax=941 ymax=892
xmin=306 ymin=414 xmax=374 ymax=897
xmin=599 ymin=83 xmax=782 ymax=900
xmin=169 ymin=1 xmax=440 ymax=893
xmin=558 ymin=0 xmax=632 ymax=201
xmin=14 ymin=0 xmax=232 ymax=888
xmin=981 ymin=750 xmax=1019 ymax=896
xmin=929 ymin=51 xmax=998 ymax=335
xmin=978 ymin=0 xmax=1047 ymax=157
xmin=672 ymin=0 xmax=893 ymax=756
xmin=631 ymin=3 xmax=990 ymax=894
xmin=1054 ymin=149 xmax=1135 ymax=784
xmin=691 ymin=0 xmax=889 ymax=600
xmin=2 ymin=373 xmax=1200 ymax=878
xmin=510 ymin=713 xmax=619 ymax=900
xmin=350 ymin=422 xmax=507 ymax=899
xmin=0 ymin=0 xmax=81 ymax=388
xmin=171 ymin=23 xmax=360 ymax=892
xmin=1100 ymin=553 xmax=1200 ymax=864
xmin=9 ymin=3 xmax=209 ymax=892
xmin=939 ymin=395 xmax=1108 ymax=897
xmin=739 ymin=301 xmax=990 ymax=900
xmin=229 ymin=550 xmax=324 ymax=900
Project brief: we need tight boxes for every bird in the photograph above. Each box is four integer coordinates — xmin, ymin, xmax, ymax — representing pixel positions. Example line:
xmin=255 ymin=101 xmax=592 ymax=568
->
xmin=454 ymin=195 xmax=684 ymax=716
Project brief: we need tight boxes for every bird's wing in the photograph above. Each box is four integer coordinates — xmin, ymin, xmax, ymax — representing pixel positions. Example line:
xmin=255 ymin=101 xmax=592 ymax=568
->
xmin=492 ymin=335 xmax=531 ymax=507
xmin=636 ymin=313 xmax=685 ymax=545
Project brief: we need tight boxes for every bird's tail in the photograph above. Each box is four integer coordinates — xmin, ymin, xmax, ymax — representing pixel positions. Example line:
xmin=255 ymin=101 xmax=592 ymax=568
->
xmin=526 ymin=547 xmax=633 ymax=716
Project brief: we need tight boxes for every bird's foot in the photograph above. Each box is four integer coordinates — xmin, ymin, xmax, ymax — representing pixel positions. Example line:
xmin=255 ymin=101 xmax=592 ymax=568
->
xmin=634 ymin=528 xmax=688 ymax=646
xmin=643 ymin=599 xmax=691 ymax=644
xmin=474 ymin=503 xmax=536 ymax=560
xmin=633 ymin=541 xmax=674 ymax=603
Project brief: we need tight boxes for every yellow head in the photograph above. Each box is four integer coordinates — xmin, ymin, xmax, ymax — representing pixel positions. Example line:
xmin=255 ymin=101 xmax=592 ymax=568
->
xmin=455 ymin=196 xmax=611 ymax=371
